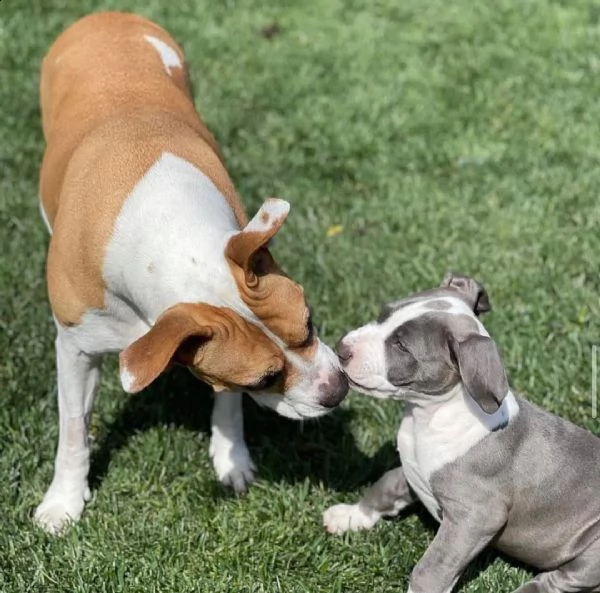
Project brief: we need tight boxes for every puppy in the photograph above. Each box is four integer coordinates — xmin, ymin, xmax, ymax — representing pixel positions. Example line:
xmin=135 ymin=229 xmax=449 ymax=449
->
xmin=324 ymin=274 xmax=600 ymax=593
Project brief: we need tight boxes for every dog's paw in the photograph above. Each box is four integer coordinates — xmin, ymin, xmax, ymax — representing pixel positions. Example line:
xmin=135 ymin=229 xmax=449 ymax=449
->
xmin=209 ymin=438 xmax=256 ymax=494
xmin=34 ymin=486 xmax=88 ymax=534
xmin=323 ymin=503 xmax=380 ymax=534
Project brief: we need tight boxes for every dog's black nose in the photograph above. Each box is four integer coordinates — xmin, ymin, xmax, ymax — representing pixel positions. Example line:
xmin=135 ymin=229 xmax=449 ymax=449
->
xmin=318 ymin=372 xmax=349 ymax=408
xmin=335 ymin=339 xmax=353 ymax=365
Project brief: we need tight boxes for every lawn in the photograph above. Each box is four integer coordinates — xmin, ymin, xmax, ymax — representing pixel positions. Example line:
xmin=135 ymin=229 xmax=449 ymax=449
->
xmin=1 ymin=0 xmax=599 ymax=591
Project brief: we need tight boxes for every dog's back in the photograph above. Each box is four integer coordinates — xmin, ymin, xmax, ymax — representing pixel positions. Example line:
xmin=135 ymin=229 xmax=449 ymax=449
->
xmin=39 ymin=12 xmax=245 ymax=324
xmin=39 ymin=12 xmax=214 ymax=224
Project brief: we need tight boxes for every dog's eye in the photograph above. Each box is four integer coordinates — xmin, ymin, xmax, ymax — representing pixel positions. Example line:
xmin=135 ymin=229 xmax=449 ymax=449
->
xmin=296 ymin=312 xmax=315 ymax=348
xmin=242 ymin=370 xmax=282 ymax=391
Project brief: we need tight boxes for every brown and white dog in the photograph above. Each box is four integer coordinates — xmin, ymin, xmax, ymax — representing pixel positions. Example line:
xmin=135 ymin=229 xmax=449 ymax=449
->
xmin=36 ymin=12 xmax=347 ymax=533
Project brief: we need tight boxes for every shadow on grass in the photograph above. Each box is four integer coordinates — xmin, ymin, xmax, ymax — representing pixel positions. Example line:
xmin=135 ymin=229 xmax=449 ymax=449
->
xmin=89 ymin=365 xmax=398 ymax=495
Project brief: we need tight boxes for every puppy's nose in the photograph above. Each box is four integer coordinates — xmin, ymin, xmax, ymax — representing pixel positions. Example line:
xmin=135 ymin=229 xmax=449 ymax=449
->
xmin=319 ymin=372 xmax=349 ymax=408
xmin=335 ymin=339 xmax=353 ymax=365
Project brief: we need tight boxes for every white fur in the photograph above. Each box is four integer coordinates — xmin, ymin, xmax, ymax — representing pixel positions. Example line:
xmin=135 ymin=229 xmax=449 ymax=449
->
xmin=342 ymin=296 xmax=486 ymax=398
xmin=144 ymin=35 xmax=182 ymax=75
xmin=323 ymin=503 xmax=381 ymax=534
xmin=397 ymin=387 xmax=519 ymax=521
xmin=37 ymin=151 xmax=342 ymax=531
xmin=39 ymin=200 xmax=52 ymax=234
xmin=34 ymin=322 xmax=99 ymax=533
xmin=244 ymin=198 xmax=290 ymax=232
xmin=209 ymin=392 xmax=256 ymax=492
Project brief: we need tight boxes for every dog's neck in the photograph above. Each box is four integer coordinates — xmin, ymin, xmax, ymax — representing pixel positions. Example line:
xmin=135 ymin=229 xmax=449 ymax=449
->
xmin=404 ymin=383 xmax=520 ymax=433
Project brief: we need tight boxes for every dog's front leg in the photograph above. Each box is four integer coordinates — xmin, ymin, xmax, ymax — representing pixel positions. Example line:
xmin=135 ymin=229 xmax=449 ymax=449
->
xmin=35 ymin=326 xmax=101 ymax=533
xmin=323 ymin=466 xmax=415 ymax=533
xmin=209 ymin=392 xmax=256 ymax=493
xmin=408 ymin=507 xmax=507 ymax=593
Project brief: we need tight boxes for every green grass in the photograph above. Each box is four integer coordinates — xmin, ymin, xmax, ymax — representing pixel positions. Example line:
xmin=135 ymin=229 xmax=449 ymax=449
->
xmin=1 ymin=0 xmax=599 ymax=591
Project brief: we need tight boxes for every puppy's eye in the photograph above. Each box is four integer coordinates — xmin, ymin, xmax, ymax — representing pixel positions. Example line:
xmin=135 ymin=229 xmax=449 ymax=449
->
xmin=242 ymin=370 xmax=282 ymax=391
xmin=394 ymin=338 xmax=409 ymax=353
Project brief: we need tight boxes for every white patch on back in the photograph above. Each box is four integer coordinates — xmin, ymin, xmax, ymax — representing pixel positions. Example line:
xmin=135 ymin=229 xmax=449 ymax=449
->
xmin=39 ymin=200 xmax=52 ymax=234
xmin=144 ymin=35 xmax=182 ymax=75
xmin=397 ymin=387 xmax=520 ymax=521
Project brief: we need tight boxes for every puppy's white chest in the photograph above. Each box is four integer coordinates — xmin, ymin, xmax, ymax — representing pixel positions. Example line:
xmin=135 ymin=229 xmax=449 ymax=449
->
xmin=397 ymin=390 xmax=506 ymax=520
xmin=397 ymin=413 xmax=443 ymax=520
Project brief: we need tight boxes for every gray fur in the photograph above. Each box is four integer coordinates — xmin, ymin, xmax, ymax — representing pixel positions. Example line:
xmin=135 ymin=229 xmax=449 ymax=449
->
xmin=377 ymin=272 xmax=490 ymax=323
xmin=441 ymin=272 xmax=491 ymax=315
xmin=360 ymin=467 xmax=415 ymax=517
xmin=451 ymin=334 xmax=508 ymax=414
xmin=384 ymin=311 xmax=504 ymax=412
xmin=338 ymin=276 xmax=600 ymax=593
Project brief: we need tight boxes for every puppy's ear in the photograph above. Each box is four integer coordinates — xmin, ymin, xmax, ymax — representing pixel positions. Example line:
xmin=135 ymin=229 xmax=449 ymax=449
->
xmin=225 ymin=199 xmax=290 ymax=287
xmin=451 ymin=334 xmax=508 ymax=414
xmin=441 ymin=272 xmax=491 ymax=316
xmin=119 ymin=303 xmax=214 ymax=393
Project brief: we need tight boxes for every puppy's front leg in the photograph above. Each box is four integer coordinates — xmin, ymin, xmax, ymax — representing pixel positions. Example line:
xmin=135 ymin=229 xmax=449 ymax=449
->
xmin=323 ymin=466 xmax=415 ymax=534
xmin=408 ymin=507 xmax=507 ymax=593
xmin=35 ymin=326 xmax=101 ymax=533
xmin=209 ymin=392 xmax=256 ymax=493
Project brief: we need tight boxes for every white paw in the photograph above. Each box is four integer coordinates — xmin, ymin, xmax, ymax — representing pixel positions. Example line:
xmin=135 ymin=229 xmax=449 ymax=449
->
xmin=323 ymin=503 xmax=380 ymax=534
xmin=34 ymin=486 xmax=88 ymax=534
xmin=209 ymin=438 xmax=256 ymax=494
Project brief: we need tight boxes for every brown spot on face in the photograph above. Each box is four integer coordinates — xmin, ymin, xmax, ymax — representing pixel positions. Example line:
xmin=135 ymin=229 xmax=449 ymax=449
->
xmin=260 ymin=211 xmax=270 ymax=224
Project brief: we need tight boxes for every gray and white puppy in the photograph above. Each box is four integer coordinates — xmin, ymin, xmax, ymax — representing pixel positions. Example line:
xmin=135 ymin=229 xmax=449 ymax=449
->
xmin=324 ymin=274 xmax=600 ymax=593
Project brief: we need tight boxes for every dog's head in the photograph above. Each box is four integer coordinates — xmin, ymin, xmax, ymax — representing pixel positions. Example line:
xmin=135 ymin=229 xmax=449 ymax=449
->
xmin=336 ymin=274 xmax=508 ymax=414
xmin=119 ymin=199 xmax=347 ymax=419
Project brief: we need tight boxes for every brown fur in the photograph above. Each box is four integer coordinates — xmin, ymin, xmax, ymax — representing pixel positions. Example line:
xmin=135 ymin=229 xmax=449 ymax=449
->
xmin=40 ymin=12 xmax=246 ymax=324
xmin=40 ymin=12 xmax=318 ymax=392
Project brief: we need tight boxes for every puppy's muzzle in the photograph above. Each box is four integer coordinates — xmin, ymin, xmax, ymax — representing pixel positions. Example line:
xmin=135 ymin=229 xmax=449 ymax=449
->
xmin=335 ymin=338 xmax=353 ymax=366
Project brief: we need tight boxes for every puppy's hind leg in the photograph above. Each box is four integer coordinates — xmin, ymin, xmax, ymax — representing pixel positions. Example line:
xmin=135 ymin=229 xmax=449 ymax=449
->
xmin=35 ymin=325 xmax=101 ymax=534
xmin=323 ymin=466 xmax=415 ymax=534
xmin=513 ymin=538 xmax=600 ymax=593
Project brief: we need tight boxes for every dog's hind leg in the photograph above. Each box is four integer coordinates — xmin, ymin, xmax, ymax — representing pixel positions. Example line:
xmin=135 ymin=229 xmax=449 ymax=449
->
xmin=323 ymin=466 xmax=415 ymax=534
xmin=34 ymin=325 xmax=102 ymax=533
xmin=209 ymin=391 xmax=256 ymax=494
xmin=512 ymin=539 xmax=600 ymax=593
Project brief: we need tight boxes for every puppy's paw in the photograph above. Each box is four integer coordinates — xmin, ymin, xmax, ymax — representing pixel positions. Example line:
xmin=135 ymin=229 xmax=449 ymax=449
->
xmin=34 ymin=486 xmax=87 ymax=534
xmin=323 ymin=503 xmax=380 ymax=534
xmin=209 ymin=438 xmax=256 ymax=494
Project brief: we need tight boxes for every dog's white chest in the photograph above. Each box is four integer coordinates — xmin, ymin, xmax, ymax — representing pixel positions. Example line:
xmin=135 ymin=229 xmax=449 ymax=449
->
xmin=396 ymin=389 xmax=517 ymax=521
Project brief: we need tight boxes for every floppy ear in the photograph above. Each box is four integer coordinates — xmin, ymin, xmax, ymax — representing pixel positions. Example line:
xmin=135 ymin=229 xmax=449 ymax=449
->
xmin=441 ymin=272 xmax=491 ymax=316
xmin=452 ymin=334 xmax=508 ymax=414
xmin=225 ymin=198 xmax=290 ymax=286
xmin=119 ymin=303 xmax=213 ymax=393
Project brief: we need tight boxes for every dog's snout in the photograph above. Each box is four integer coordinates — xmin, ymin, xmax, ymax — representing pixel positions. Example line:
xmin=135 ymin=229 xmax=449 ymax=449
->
xmin=318 ymin=372 xmax=349 ymax=408
xmin=335 ymin=339 xmax=353 ymax=365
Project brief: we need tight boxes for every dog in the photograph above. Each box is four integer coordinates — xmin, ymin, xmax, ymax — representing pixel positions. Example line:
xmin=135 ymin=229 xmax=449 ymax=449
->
xmin=36 ymin=11 xmax=348 ymax=533
xmin=324 ymin=274 xmax=600 ymax=593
